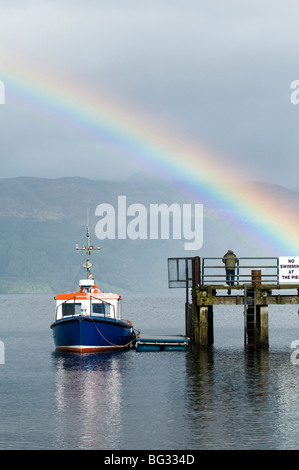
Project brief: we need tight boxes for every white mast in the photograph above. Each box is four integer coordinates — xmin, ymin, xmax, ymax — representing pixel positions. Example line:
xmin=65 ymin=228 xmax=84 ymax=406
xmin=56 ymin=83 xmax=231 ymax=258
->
xmin=76 ymin=224 xmax=101 ymax=279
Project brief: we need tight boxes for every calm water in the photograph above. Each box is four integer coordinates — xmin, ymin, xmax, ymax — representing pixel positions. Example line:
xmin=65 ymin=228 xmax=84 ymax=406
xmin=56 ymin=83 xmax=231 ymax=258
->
xmin=0 ymin=292 xmax=299 ymax=450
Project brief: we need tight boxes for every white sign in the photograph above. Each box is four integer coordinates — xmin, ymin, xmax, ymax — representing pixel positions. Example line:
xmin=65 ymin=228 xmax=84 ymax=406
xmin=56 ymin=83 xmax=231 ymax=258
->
xmin=279 ymin=257 xmax=299 ymax=282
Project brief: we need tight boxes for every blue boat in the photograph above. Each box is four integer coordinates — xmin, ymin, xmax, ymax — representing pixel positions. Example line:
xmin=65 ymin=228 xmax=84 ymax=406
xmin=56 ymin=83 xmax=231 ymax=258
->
xmin=50 ymin=226 xmax=136 ymax=353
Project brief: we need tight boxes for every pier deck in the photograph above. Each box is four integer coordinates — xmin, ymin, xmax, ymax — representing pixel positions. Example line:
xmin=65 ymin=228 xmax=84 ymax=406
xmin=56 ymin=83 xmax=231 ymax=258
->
xmin=195 ymin=283 xmax=299 ymax=305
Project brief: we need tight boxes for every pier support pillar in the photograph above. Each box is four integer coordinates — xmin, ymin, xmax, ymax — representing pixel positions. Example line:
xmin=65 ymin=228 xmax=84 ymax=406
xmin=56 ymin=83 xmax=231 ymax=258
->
xmin=199 ymin=306 xmax=209 ymax=348
xmin=185 ymin=303 xmax=193 ymax=340
xmin=193 ymin=305 xmax=214 ymax=349
xmin=245 ymin=304 xmax=269 ymax=350
xmin=258 ymin=305 xmax=269 ymax=349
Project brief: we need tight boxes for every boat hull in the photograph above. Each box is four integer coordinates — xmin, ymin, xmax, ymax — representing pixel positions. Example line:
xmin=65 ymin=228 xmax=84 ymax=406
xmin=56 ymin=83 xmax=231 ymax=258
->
xmin=50 ymin=316 xmax=134 ymax=353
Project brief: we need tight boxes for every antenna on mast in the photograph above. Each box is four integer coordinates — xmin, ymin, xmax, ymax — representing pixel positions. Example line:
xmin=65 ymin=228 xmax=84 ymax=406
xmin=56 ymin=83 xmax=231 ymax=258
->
xmin=76 ymin=217 xmax=101 ymax=279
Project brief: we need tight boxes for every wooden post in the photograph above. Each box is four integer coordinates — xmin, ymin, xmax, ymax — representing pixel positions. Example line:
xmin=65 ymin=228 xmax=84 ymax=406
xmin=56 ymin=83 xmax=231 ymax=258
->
xmin=199 ymin=306 xmax=209 ymax=348
xmin=191 ymin=305 xmax=213 ymax=349
xmin=252 ymin=270 xmax=261 ymax=286
xmin=258 ymin=305 xmax=269 ymax=349
xmin=192 ymin=304 xmax=200 ymax=348
xmin=193 ymin=256 xmax=201 ymax=286
xmin=185 ymin=303 xmax=193 ymax=341
xmin=192 ymin=286 xmax=214 ymax=348
xmin=208 ymin=305 xmax=214 ymax=345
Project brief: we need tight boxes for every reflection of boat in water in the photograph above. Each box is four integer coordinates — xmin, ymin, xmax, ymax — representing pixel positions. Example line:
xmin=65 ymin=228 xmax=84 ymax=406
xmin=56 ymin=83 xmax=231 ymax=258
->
xmin=50 ymin=225 xmax=136 ymax=353
xmin=53 ymin=352 xmax=124 ymax=448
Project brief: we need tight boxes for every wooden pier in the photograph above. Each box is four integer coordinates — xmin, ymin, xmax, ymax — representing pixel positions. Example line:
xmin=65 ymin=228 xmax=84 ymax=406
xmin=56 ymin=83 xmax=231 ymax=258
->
xmin=168 ymin=256 xmax=299 ymax=350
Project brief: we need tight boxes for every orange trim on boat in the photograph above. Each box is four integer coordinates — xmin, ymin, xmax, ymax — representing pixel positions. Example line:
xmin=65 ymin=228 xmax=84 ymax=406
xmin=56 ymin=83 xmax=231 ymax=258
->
xmin=55 ymin=292 xmax=122 ymax=300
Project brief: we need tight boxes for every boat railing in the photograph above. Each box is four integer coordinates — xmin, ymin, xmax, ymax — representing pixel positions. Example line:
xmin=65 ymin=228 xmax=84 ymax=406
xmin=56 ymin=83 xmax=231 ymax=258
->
xmin=55 ymin=295 xmax=116 ymax=321
xmin=89 ymin=295 xmax=116 ymax=320
xmin=55 ymin=295 xmax=77 ymax=321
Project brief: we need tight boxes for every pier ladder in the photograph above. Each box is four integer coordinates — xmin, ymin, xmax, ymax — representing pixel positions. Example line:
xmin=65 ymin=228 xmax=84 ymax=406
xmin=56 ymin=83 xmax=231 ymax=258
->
xmin=244 ymin=284 xmax=257 ymax=348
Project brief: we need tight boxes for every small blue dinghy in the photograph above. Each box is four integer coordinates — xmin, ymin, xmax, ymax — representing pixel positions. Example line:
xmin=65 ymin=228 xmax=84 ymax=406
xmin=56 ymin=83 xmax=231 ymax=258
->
xmin=136 ymin=334 xmax=189 ymax=352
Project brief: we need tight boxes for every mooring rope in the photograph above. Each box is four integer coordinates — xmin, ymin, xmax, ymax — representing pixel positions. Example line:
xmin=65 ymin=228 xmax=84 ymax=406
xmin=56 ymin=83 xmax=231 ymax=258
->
xmin=89 ymin=316 xmax=136 ymax=348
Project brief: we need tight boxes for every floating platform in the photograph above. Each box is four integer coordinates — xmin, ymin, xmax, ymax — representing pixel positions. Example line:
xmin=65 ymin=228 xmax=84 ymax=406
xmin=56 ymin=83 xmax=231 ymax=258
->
xmin=136 ymin=334 xmax=189 ymax=352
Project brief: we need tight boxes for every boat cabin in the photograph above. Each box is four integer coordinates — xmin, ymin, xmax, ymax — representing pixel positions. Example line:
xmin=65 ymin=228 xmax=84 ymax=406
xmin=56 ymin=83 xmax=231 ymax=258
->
xmin=55 ymin=279 xmax=122 ymax=322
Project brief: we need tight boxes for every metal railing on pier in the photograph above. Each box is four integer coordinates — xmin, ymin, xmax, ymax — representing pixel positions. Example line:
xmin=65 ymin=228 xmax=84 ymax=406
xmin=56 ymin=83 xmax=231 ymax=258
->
xmin=202 ymin=257 xmax=279 ymax=286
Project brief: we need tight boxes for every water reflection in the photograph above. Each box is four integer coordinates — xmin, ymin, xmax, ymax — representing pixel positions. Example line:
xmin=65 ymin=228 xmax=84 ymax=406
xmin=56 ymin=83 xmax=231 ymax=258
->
xmin=52 ymin=351 xmax=126 ymax=450
xmin=265 ymin=350 xmax=299 ymax=447
xmin=184 ymin=347 xmax=295 ymax=449
xmin=51 ymin=346 xmax=299 ymax=450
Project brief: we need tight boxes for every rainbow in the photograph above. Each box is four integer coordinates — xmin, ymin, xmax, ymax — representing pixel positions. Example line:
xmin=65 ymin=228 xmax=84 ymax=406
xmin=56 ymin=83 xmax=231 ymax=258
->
xmin=1 ymin=49 xmax=299 ymax=256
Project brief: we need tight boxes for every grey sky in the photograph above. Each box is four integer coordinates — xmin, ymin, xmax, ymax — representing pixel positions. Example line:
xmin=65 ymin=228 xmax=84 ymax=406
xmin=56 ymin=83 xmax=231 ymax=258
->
xmin=0 ymin=0 xmax=299 ymax=187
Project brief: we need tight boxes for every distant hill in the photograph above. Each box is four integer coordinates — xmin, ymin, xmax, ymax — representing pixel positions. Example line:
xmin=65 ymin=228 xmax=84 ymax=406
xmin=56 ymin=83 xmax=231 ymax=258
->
xmin=0 ymin=176 xmax=297 ymax=294
xmin=0 ymin=176 xmax=195 ymax=293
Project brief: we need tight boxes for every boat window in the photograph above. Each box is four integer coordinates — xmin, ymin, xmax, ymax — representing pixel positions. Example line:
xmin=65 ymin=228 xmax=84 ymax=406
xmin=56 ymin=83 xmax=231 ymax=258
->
xmin=62 ymin=303 xmax=82 ymax=316
xmin=92 ymin=302 xmax=105 ymax=315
